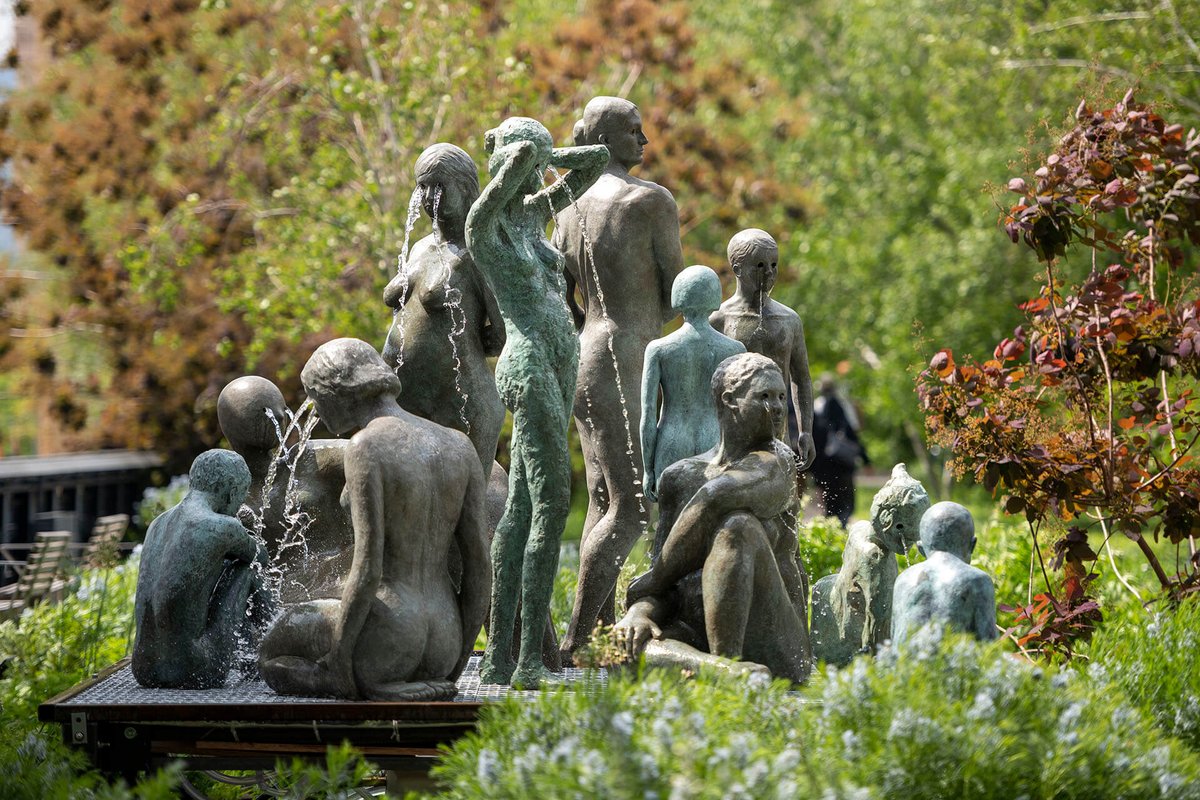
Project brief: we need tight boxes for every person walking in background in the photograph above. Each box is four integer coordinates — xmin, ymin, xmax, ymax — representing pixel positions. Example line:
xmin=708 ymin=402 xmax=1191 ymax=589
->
xmin=811 ymin=373 xmax=869 ymax=527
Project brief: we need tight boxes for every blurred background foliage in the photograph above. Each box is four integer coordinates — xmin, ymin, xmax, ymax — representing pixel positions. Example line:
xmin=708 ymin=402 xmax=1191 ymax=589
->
xmin=0 ymin=0 xmax=1196 ymax=490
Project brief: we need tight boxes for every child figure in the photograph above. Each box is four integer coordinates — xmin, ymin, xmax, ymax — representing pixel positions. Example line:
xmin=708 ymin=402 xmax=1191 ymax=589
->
xmin=710 ymin=229 xmax=815 ymax=470
xmin=640 ymin=265 xmax=746 ymax=502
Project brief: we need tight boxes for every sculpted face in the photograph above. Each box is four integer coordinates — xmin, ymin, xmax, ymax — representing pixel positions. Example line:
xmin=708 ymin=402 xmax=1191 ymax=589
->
xmin=309 ymin=393 xmax=358 ymax=437
xmin=600 ymin=107 xmax=647 ymax=170
xmin=732 ymin=242 xmax=779 ymax=297
xmin=420 ymin=178 xmax=469 ymax=230
xmin=725 ymin=368 xmax=787 ymax=442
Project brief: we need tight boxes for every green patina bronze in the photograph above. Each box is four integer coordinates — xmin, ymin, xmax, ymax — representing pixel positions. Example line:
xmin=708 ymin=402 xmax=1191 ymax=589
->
xmin=465 ymin=116 xmax=609 ymax=688
xmin=640 ymin=265 xmax=746 ymax=502
xmin=892 ymin=501 xmax=998 ymax=648
xmin=809 ymin=463 xmax=930 ymax=667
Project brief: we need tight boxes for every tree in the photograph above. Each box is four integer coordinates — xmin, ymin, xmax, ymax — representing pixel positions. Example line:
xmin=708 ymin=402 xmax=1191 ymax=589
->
xmin=918 ymin=92 xmax=1200 ymax=655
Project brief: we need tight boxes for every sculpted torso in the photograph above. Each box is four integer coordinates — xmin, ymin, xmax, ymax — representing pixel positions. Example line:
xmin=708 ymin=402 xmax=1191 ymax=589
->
xmin=892 ymin=553 xmax=997 ymax=646
xmin=711 ymin=300 xmax=803 ymax=391
xmin=383 ymin=235 xmax=505 ymax=468
xmin=810 ymin=522 xmax=897 ymax=667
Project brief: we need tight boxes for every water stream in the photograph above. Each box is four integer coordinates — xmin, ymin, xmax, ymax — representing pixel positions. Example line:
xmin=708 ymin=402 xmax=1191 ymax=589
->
xmin=384 ymin=187 xmax=425 ymax=372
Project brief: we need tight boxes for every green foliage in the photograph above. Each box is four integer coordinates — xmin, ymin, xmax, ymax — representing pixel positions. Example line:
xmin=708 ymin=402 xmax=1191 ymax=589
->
xmin=269 ymin=742 xmax=377 ymax=798
xmin=1088 ymin=596 xmax=1200 ymax=752
xmin=0 ymin=555 xmax=139 ymax=720
xmin=133 ymin=475 xmax=189 ymax=534
xmin=428 ymin=631 xmax=1200 ymax=799
xmin=0 ymin=730 xmax=181 ymax=800
xmin=797 ymin=515 xmax=847 ymax=584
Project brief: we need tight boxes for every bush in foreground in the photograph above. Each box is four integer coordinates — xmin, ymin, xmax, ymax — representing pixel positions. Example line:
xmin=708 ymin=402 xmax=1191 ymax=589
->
xmin=430 ymin=630 xmax=1200 ymax=800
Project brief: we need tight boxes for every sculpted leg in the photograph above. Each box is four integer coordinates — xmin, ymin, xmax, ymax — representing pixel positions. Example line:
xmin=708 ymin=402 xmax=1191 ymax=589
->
xmin=701 ymin=512 xmax=761 ymax=658
xmin=643 ymin=638 xmax=769 ymax=677
xmin=511 ymin=393 xmax=572 ymax=688
xmin=480 ymin=440 xmax=531 ymax=685
xmin=258 ymin=600 xmax=341 ymax=697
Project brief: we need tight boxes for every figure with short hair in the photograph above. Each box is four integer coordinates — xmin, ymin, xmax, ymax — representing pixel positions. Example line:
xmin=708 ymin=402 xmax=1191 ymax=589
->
xmin=640 ymin=265 xmax=746 ymax=502
xmin=811 ymin=373 xmax=868 ymax=527
xmin=133 ymin=449 xmax=273 ymax=688
xmin=553 ymin=97 xmax=685 ymax=657
xmin=810 ymin=464 xmax=930 ymax=667
xmin=711 ymin=229 xmax=814 ymax=470
xmin=258 ymin=338 xmax=491 ymax=700
xmin=617 ymin=353 xmax=811 ymax=682
xmin=892 ymin=501 xmax=997 ymax=648
xmin=219 ymin=375 xmax=354 ymax=605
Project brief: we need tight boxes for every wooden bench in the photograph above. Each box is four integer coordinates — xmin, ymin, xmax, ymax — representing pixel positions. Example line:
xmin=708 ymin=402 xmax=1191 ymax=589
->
xmin=80 ymin=514 xmax=130 ymax=569
xmin=0 ymin=530 xmax=71 ymax=621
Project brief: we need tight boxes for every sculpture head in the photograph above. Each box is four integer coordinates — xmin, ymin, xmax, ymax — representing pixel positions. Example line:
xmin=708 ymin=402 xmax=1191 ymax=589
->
xmin=301 ymin=338 xmax=401 ymax=436
xmin=712 ymin=352 xmax=786 ymax=445
xmin=573 ymin=96 xmax=646 ymax=170
xmin=869 ymin=463 xmax=931 ymax=553
xmin=727 ymin=228 xmax=779 ymax=298
xmin=415 ymin=143 xmax=480 ymax=234
xmin=918 ymin=501 xmax=976 ymax=563
xmin=218 ymin=376 xmax=288 ymax=462
xmin=190 ymin=448 xmax=252 ymax=517
xmin=671 ymin=265 xmax=723 ymax=318
xmin=484 ymin=117 xmax=553 ymax=192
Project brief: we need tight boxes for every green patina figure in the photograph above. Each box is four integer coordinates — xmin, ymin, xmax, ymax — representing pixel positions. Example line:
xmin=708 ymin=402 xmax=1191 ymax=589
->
xmin=809 ymin=463 xmax=930 ymax=667
xmin=641 ymin=265 xmax=746 ymax=502
xmin=892 ymin=501 xmax=998 ymax=648
xmin=465 ymin=116 xmax=609 ymax=687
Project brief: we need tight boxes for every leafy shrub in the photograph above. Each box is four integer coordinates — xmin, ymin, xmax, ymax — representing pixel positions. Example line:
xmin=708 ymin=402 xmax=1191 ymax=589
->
xmin=798 ymin=515 xmax=847 ymax=585
xmin=1088 ymin=596 xmax=1200 ymax=752
xmin=133 ymin=476 xmax=189 ymax=535
xmin=428 ymin=630 xmax=1200 ymax=799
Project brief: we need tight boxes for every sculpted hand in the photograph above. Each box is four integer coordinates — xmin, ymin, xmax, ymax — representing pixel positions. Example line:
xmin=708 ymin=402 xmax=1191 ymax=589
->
xmin=614 ymin=607 xmax=661 ymax=662
xmin=796 ymin=433 xmax=816 ymax=472
xmin=643 ymin=471 xmax=657 ymax=503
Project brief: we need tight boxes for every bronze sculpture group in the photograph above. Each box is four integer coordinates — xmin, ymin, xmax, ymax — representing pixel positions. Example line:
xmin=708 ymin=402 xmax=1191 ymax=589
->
xmin=130 ymin=98 xmax=997 ymax=696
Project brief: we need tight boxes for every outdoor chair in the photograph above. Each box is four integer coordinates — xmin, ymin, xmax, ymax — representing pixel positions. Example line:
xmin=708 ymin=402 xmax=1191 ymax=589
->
xmin=80 ymin=513 xmax=130 ymax=569
xmin=0 ymin=530 xmax=71 ymax=622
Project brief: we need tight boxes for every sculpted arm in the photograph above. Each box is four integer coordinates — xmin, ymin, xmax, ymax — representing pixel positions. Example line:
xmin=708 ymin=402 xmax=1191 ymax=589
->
xmin=650 ymin=190 xmax=684 ymax=323
xmin=528 ymin=145 xmax=610 ymax=218
xmin=478 ymin=266 xmax=506 ymax=356
xmin=972 ymin=576 xmax=999 ymax=642
xmin=452 ymin=457 xmax=492 ymax=678
xmin=633 ymin=455 xmax=791 ymax=599
xmin=467 ymin=141 xmax=541 ymax=255
xmin=640 ymin=346 xmax=663 ymax=502
xmin=327 ymin=438 xmax=386 ymax=697
xmin=789 ymin=315 xmax=816 ymax=470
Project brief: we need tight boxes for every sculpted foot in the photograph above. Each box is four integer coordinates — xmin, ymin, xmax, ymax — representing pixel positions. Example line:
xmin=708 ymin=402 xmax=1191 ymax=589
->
xmin=478 ymin=651 xmax=515 ymax=685
xmin=511 ymin=662 xmax=558 ymax=690
xmin=365 ymin=679 xmax=458 ymax=702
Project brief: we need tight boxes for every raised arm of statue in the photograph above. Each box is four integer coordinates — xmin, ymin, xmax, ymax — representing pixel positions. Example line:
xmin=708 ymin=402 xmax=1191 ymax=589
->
xmin=452 ymin=461 xmax=491 ymax=679
xmin=789 ymin=315 xmax=816 ymax=469
xmin=640 ymin=344 xmax=664 ymax=502
xmin=468 ymin=140 xmax=541 ymax=239
xmin=325 ymin=436 xmax=386 ymax=698
xmin=526 ymin=145 xmax=610 ymax=219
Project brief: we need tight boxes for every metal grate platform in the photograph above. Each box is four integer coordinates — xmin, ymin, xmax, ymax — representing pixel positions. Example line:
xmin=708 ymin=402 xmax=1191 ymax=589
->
xmin=60 ymin=655 xmax=606 ymax=708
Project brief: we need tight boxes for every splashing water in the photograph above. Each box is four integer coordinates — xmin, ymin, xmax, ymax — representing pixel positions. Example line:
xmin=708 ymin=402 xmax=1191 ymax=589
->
xmin=384 ymin=186 xmax=425 ymax=372
xmin=249 ymin=401 xmax=321 ymax=604
xmin=547 ymin=166 xmax=644 ymax=512
xmin=427 ymin=186 xmax=472 ymax=434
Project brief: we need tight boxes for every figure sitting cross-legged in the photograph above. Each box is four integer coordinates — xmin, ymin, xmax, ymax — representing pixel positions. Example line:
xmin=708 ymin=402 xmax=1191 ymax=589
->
xmin=617 ymin=353 xmax=811 ymax=682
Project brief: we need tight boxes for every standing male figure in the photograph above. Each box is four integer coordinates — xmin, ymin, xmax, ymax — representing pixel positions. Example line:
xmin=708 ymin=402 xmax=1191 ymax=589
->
xmin=711 ymin=229 xmax=815 ymax=471
xmin=553 ymin=96 xmax=684 ymax=656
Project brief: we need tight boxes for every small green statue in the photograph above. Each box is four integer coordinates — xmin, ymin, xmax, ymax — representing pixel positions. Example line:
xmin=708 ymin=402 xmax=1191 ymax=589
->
xmin=640 ymin=265 xmax=746 ymax=502
xmin=892 ymin=501 xmax=998 ymax=648
xmin=465 ymin=117 xmax=609 ymax=687
xmin=809 ymin=463 xmax=930 ymax=667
